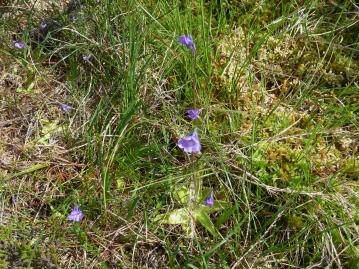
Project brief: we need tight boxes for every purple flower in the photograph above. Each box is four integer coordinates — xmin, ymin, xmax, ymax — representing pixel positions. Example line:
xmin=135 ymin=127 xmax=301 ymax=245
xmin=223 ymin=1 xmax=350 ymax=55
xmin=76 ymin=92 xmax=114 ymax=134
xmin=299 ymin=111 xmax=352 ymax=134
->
xmin=82 ymin=53 xmax=93 ymax=62
xmin=13 ymin=41 xmax=27 ymax=49
xmin=177 ymin=128 xmax=201 ymax=154
xmin=204 ymin=192 xmax=214 ymax=207
xmin=186 ymin=109 xmax=200 ymax=120
xmin=68 ymin=206 xmax=84 ymax=222
xmin=60 ymin=103 xmax=73 ymax=112
xmin=179 ymin=35 xmax=195 ymax=54
xmin=40 ymin=22 xmax=48 ymax=30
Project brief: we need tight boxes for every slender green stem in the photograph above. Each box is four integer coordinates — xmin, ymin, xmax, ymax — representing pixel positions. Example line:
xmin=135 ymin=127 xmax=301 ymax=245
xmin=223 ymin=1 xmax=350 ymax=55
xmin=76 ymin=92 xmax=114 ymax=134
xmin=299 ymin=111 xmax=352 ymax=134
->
xmin=4 ymin=162 xmax=50 ymax=181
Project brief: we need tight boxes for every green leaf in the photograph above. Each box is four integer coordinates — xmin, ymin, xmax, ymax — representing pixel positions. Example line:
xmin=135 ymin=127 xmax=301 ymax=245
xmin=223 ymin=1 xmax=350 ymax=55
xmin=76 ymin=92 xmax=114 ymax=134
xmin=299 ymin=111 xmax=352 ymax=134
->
xmin=36 ymin=119 xmax=63 ymax=145
xmin=154 ymin=208 xmax=189 ymax=225
xmin=173 ymin=186 xmax=190 ymax=205
xmin=116 ymin=178 xmax=125 ymax=189
xmin=194 ymin=208 xmax=218 ymax=237
xmin=215 ymin=207 xmax=236 ymax=227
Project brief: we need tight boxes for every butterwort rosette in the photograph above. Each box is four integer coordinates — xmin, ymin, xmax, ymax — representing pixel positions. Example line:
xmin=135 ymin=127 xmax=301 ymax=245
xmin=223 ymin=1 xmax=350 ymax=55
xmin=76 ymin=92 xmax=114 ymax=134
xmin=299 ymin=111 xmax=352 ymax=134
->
xmin=178 ymin=128 xmax=201 ymax=154
xmin=179 ymin=35 xmax=196 ymax=55
xmin=68 ymin=205 xmax=84 ymax=222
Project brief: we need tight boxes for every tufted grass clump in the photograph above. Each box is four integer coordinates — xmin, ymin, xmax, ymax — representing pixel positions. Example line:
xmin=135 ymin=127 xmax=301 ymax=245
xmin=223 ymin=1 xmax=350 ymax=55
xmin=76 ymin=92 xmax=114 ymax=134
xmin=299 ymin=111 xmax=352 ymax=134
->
xmin=0 ymin=0 xmax=358 ymax=267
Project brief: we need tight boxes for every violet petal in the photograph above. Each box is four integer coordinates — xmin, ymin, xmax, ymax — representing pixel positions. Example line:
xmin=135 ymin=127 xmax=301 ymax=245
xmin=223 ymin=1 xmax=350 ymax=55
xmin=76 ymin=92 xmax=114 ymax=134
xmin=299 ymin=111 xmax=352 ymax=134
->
xmin=186 ymin=109 xmax=200 ymax=120
xmin=177 ymin=128 xmax=201 ymax=154
xmin=68 ymin=206 xmax=84 ymax=222
xmin=204 ymin=192 xmax=214 ymax=207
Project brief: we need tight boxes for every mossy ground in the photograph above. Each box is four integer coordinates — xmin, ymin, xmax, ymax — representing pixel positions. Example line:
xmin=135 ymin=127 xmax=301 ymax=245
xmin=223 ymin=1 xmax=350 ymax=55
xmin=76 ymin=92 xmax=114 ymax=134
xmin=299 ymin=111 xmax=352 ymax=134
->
xmin=0 ymin=0 xmax=358 ymax=268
